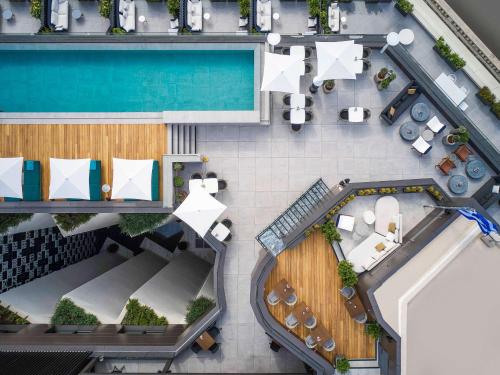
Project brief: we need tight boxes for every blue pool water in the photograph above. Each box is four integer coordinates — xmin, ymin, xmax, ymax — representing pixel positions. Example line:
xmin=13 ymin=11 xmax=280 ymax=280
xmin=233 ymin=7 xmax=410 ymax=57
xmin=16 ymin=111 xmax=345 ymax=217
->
xmin=0 ymin=49 xmax=255 ymax=112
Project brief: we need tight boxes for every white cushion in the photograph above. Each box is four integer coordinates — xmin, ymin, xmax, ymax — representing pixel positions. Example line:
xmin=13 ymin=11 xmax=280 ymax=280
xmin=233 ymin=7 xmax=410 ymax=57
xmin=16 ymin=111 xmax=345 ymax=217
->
xmin=426 ymin=116 xmax=445 ymax=134
xmin=412 ymin=136 xmax=431 ymax=154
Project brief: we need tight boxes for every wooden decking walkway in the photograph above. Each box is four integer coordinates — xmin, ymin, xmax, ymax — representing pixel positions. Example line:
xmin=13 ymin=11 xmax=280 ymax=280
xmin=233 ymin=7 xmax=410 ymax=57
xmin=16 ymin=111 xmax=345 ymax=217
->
xmin=0 ymin=124 xmax=167 ymax=201
xmin=265 ymin=230 xmax=376 ymax=363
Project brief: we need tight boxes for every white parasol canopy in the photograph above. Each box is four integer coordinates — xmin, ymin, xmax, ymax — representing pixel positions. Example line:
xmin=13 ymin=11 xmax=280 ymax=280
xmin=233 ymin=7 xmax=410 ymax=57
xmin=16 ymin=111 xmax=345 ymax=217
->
xmin=111 ymin=158 xmax=153 ymax=201
xmin=315 ymin=40 xmax=359 ymax=80
xmin=49 ymin=158 xmax=91 ymax=200
xmin=173 ymin=187 xmax=227 ymax=237
xmin=260 ymin=52 xmax=304 ymax=94
xmin=0 ymin=157 xmax=23 ymax=199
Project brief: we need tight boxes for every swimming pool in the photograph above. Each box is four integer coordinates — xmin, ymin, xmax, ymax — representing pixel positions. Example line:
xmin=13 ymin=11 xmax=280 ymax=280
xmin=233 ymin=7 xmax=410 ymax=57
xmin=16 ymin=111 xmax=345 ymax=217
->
xmin=0 ymin=47 xmax=255 ymax=112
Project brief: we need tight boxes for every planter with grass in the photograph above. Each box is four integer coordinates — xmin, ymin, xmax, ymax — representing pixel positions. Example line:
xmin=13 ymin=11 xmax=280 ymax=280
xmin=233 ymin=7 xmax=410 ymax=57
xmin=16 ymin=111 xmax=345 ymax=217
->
xmin=119 ymin=213 xmax=169 ymax=237
xmin=476 ymin=86 xmax=496 ymax=106
xmin=51 ymin=298 xmax=100 ymax=327
xmin=121 ymin=299 xmax=168 ymax=327
xmin=394 ymin=0 xmax=414 ymax=16
xmin=53 ymin=213 xmax=97 ymax=232
xmin=433 ymin=37 xmax=466 ymax=71
xmin=322 ymin=80 xmax=335 ymax=93
xmin=335 ymin=355 xmax=351 ymax=374
xmin=185 ymin=296 xmax=215 ymax=325
xmin=491 ymin=102 xmax=500 ymax=120
xmin=0 ymin=214 xmax=33 ymax=235
xmin=337 ymin=260 xmax=358 ymax=288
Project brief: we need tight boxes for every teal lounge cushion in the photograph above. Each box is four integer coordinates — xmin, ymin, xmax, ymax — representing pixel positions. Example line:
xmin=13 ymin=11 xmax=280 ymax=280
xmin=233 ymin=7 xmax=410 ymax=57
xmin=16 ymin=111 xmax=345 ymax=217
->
xmin=23 ymin=160 xmax=41 ymax=201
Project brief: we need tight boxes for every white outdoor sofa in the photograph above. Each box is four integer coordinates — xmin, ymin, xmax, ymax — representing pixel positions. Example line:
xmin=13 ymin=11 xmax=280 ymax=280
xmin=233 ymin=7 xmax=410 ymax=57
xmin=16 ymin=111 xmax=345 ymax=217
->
xmin=347 ymin=196 xmax=403 ymax=273
xmin=50 ymin=0 xmax=69 ymax=31
xmin=328 ymin=2 xmax=340 ymax=33
xmin=187 ymin=0 xmax=203 ymax=32
xmin=119 ymin=0 xmax=136 ymax=32
xmin=256 ymin=0 xmax=272 ymax=32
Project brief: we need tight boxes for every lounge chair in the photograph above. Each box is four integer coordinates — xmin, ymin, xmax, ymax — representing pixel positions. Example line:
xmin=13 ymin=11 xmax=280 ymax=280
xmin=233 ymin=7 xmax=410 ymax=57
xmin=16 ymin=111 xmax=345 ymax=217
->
xmin=51 ymin=0 xmax=69 ymax=31
xmin=89 ymin=160 xmax=102 ymax=201
xmin=436 ymin=156 xmax=456 ymax=175
xmin=4 ymin=160 xmax=42 ymax=202
xmin=186 ymin=0 xmax=203 ymax=32
xmin=412 ymin=136 xmax=432 ymax=155
xmin=426 ymin=116 xmax=446 ymax=134
xmin=119 ymin=0 xmax=135 ymax=32
xmin=328 ymin=2 xmax=340 ymax=33
xmin=453 ymin=144 xmax=473 ymax=162
xmin=255 ymin=0 xmax=272 ymax=32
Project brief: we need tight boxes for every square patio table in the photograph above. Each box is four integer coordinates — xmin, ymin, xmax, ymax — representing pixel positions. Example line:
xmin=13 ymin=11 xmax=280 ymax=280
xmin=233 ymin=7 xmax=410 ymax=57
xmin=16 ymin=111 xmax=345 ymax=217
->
xmin=336 ymin=214 xmax=355 ymax=231
xmin=189 ymin=178 xmax=218 ymax=194
xmin=348 ymin=107 xmax=364 ymax=122
xmin=310 ymin=324 xmax=331 ymax=346
xmin=291 ymin=93 xmax=305 ymax=109
xmin=291 ymin=108 xmax=305 ymax=124
xmin=196 ymin=331 xmax=215 ymax=351
xmin=273 ymin=278 xmax=295 ymax=301
xmin=211 ymin=222 xmax=231 ymax=241
xmin=434 ymin=73 xmax=466 ymax=106
xmin=344 ymin=294 xmax=366 ymax=318
xmin=292 ymin=302 xmax=313 ymax=324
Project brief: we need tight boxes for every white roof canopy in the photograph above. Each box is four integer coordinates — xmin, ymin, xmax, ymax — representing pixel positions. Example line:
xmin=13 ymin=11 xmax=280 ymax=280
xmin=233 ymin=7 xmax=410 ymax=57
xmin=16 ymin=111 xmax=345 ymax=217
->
xmin=315 ymin=40 xmax=358 ymax=80
xmin=0 ymin=157 xmax=23 ymax=199
xmin=111 ymin=158 xmax=153 ymax=201
xmin=260 ymin=52 xmax=304 ymax=94
xmin=173 ymin=187 xmax=227 ymax=237
xmin=49 ymin=158 xmax=91 ymax=200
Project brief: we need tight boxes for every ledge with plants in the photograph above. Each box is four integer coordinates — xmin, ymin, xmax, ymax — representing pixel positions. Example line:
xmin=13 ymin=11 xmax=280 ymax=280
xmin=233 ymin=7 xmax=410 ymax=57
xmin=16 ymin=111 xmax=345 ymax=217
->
xmin=121 ymin=299 xmax=168 ymax=326
xmin=337 ymin=260 xmax=358 ymax=288
xmin=185 ymin=296 xmax=215 ymax=325
xmin=0 ymin=303 xmax=30 ymax=325
xmin=239 ymin=0 xmax=250 ymax=20
xmin=433 ymin=37 xmax=466 ymax=71
xmin=118 ymin=213 xmax=169 ymax=237
xmin=53 ymin=213 xmax=97 ymax=232
xmin=307 ymin=0 xmax=320 ymax=30
xmin=476 ymin=86 xmax=496 ymax=106
xmin=491 ymin=101 xmax=500 ymax=120
xmin=365 ymin=322 xmax=382 ymax=339
xmin=167 ymin=0 xmax=181 ymax=19
xmin=0 ymin=214 xmax=33 ymax=235
xmin=173 ymin=162 xmax=188 ymax=205
xmin=335 ymin=355 xmax=351 ymax=374
xmin=51 ymin=298 xmax=100 ymax=326
xmin=394 ymin=0 xmax=414 ymax=16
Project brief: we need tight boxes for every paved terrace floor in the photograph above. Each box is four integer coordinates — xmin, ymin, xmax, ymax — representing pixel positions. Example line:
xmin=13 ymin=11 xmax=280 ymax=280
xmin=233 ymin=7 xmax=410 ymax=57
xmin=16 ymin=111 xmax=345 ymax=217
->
xmin=0 ymin=124 xmax=167 ymax=200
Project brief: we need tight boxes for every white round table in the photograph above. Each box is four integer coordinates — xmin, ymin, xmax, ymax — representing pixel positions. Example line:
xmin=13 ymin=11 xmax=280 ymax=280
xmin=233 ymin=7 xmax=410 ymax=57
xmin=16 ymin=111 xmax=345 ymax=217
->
xmin=203 ymin=13 xmax=211 ymax=21
xmin=386 ymin=32 xmax=400 ymax=46
xmin=340 ymin=16 xmax=346 ymax=23
xmin=363 ymin=210 xmax=376 ymax=225
xmin=399 ymin=28 xmax=415 ymax=45
xmin=273 ymin=12 xmax=280 ymax=21
xmin=313 ymin=76 xmax=324 ymax=87
xmin=138 ymin=15 xmax=146 ymax=23
xmin=267 ymin=33 xmax=281 ymax=46
xmin=2 ymin=9 xmax=13 ymax=21
xmin=422 ymin=129 xmax=434 ymax=142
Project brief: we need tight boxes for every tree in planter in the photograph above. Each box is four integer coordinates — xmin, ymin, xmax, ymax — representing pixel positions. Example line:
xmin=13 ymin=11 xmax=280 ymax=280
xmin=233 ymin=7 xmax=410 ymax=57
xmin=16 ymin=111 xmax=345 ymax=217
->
xmin=167 ymin=0 xmax=180 ymax=19
xmin=239 ymin=0 xmax=250 ymax=18
xmin=443 ymin=126 xmax=470 ymax=145
xmin=323 ymin=80 xmax=335 ymax=93
xmin=185 ymin=296 xmax=215 ymax=325
xmin=173 ymin=162 xmax=184 ymax=173
xmin=335 ymin=356 xmax=351 ymax=374
xmin=321 ymin=220 xmax=342 ymax=243
xmin=365 ymin=322 xmax=382 ymax=339
xmin=30 ymin=0 xmax=42 ymax=19
xmin=53 ymin=213 xmax=97 ymax=232
xmin=0 ymin=214 xmax=33 ymax=235
xmin=99 ymin=0 xmax=112 ymax=18
xmin=51 ymin=298 xmax=100 ymax=325
xmin=122 ymin=299 xmax=168 ymax=326
xmin=307 ymin=0 xmax=321 ymax=17
xmin=378 ymin=71 xmax=396 ymax=90
xmin=337 ymin=260 xmax=358 ymax=288
xmin=174 ymin=176 xmax=184 ymax=188
xmin=434 ymin=37 xmax=466 ymax=70
xmin=118 ymin=213 xmax=169 ymax=237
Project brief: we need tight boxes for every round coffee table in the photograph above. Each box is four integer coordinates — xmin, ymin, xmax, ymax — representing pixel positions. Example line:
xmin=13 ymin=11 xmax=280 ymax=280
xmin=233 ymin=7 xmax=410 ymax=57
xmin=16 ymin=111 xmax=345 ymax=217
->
xmin=422 ymin=129 xmax=434 ymax=142
xmin=272 ymin=12 xmax=280 ymax=21
xmin=465 ymin=159 xmax=486 ymax=179
xmin=2 ymin=9 xmax=13 ymax=21
xmin=399 ymin=29 xmax=415 ymax=45
xmin=72 ymin=9 xmax=82 ymax=20
xmin=448 ymin=175 xmax=468 ymax=195
xmin=411 ymin=103 xmax=430 ymax=122
xmin=399 ymin=122 xmax=419 ymax=142
xmin=267 ymin=33 xmax=281 ymax=46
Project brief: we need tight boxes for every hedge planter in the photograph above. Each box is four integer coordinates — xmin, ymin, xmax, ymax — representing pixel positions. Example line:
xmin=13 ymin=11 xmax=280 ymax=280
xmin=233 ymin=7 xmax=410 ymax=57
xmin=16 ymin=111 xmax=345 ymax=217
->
xmin=432 ymin=39 xmax=466 ymax=71
xmin=476 ymin=92 xmax=492 ymax=106
xmin=395 ymin=3 xmax=409 ymax=16
xmin=491 ymin=105 xmax=500 ymax=120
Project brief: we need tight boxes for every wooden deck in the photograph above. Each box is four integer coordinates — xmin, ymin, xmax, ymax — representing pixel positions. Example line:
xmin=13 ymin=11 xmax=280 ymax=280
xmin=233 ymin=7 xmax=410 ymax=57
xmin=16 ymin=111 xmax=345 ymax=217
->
xmin=265 ymin=230 xmax=376 ymax=362
xmin=0 ymin=124 xmax=167 ymax=201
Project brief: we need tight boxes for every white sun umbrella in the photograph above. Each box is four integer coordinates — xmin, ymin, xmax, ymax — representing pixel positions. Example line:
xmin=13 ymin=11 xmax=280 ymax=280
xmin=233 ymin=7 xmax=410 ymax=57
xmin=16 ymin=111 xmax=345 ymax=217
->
xmin=173 ymin=187 xmax=227 ymax=237
xmin=49 ymin=158 xmax=91 ymax=200
xmin=315 ymin=40 xmax=358 ymax=80
xmin=0 ymin=157 xmax=23 ymax=199
xmin=260 ymin=52 xmax=303 ymax=94
xmin=111 ymin=158 xmax=153 ymax=201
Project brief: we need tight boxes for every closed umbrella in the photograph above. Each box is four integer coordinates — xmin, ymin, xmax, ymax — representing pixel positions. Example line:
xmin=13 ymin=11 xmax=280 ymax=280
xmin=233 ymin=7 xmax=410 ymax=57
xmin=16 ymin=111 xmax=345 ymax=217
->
xmin=261 ymin=52 xmax=303 ymax=94
xmin=49 ymin=158 xmax=91 ymax=200
xmin=173 ymin=187 xmax=227 ymax=237
xmin=0 ymin=157 xmax=23 ymax=199
xmin=111 ymin=158 xmax=153 ymax=201
xmin=315 ymin=41 xmax=358 ymax=80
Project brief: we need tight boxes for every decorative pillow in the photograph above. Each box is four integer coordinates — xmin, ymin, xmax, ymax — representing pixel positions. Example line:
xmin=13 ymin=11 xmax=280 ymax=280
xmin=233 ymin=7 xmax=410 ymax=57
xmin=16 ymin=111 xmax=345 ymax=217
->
xmin=388 ymin=106 xmax=396 ymax=118
xmin=408 ymin=88 xmax=417 ymax=95
xmin=375 ymin=243 xmax=386 ymax=252
xmin=388 ymin=222 xmax=396 ymax=233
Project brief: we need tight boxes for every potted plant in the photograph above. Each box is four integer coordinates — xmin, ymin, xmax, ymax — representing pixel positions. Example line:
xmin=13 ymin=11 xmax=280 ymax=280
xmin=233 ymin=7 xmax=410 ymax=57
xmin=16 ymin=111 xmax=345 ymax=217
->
xmin=322 ymin=79 xmax=335 ymax=93
xmin=374 ymin=67 xmax=388 ymax=83
xmin=394 ymin=0 xmax=414 ymax=16
xmin=335 ymin=355 xmax=351 ymax=374
xmin=337 ymin=260 xmax=358 ymax=287
xmin=177 ymin=241 xmax=188 ymax=251
xmin=365 ymin=322 xmax=382 ymax=339
xmin=442 ymin=126 xmax=470 ymax=146
xmin=185 ymin=296 xmax=215 ymax=325
xmin=173 ymin=162 xmax=184 ymax=172
xmin=321 ymin=220 xmax=342 ymax=243
xmin=476 ymin=86 xmax=496 ymax=106
xmin=491 ymin=101 xmax=500 ymax=120
xmin=174 ymin=175 xmax=184 ymax=188
xmin=167 ymin=0 xmax=180 ymax=19
xmin=378 ymin=71 xmax=396 ymax=90
xmin=176 ymin=190 xmax=188 ymax=203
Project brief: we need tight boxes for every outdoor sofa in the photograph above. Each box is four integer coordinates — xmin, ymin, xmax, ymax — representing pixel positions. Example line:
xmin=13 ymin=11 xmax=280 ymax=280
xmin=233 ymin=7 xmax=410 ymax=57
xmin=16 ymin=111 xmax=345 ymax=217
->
xmin=4 ymin=160 xmax=42 ymax=202
xmin=50 ymin=0 xmax=69 ymax=31
xmin=254 ymin=0 xmax=272 ymax=32
xmin=186 ymin=0 xmax=203 ymax=32
xmin=328 ymin=2 xmax=340 ymax=33
xmin=119 ymin=0 xmax=136 ymax=32
xmin=380 ymin=81 xmax=421 ymax=125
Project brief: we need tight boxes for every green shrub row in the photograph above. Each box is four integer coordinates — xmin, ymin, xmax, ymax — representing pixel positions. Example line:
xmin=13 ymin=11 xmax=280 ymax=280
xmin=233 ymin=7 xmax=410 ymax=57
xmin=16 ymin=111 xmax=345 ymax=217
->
xmin=239 ymin=0 xmax=250 ymax=18
xmin=30 ymin=0 xmax=42 ymax=20
xmin=51 ymin=298 xmax=100 ymax=325
xmin=337 ymin=260 xmax=358 ymax=288
xmin=434 ymin=37 xmax=466 ymax=70
xmin=118 ymin=213 xmax=169 ymax=237
xmin=321 ymin=220 xmax=342 ymax=243
xmin=167 ymin=0 xmax=180 ymax=18
xmin=185 ymin=296 xmax=215 ymax=325
xmin=395 ymin=0 xmax=414 ymax=14
xmin=0 ymin=214 xmax=33 ymax=235
xmin=99 ymin=0 xmax=112 ymax=18
xmin=0 ymin=303 xmax=30 ymax=324
xmin=53 ymin=214 xmax=97 ymax=232
xmin=121 ymin=299 xmax=168 ymax=326
xmin=307 ymin=0 xmax=320 ymax=17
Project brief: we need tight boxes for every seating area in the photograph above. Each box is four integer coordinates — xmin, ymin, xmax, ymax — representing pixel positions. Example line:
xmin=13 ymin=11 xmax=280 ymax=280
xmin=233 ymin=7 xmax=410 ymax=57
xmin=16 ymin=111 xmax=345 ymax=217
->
xmin=50 ymin=0 xmax=69 ymax=31
xmin=254 ymin=0 xmax=272 ymax=32
xmin=118 ymin=0 xmax=136 ymax=32
xmin=380 ymin=81 xmax=422 ymax=125
xmin=185 ymin=0 xmax=202 ymax=32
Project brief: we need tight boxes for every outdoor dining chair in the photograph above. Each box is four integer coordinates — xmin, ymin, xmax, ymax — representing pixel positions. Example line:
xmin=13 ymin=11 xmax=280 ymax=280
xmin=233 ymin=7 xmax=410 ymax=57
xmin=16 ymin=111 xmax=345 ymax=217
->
xmin=267 ymin=290 xmax=280 ymax=306
xmin=305 ymin=96 xmax=313 ymax=107
xmin=283 ymin=94 xmax=291 ymax=106
xmin=221 ymin=218 xmax=232 ymax=228
xmin=191 ymin=172 xmax=202 ymax=180
xmin=363 ymin=108 xmax=371 ymax=120
xmin=209 ymin=343 xmax=220 ymax=354
xmin=436 ymin=156 xmax=456 ymax=175
xmin=305 ymin=63 xmax=313 ymax=74
xmin=191 ymin=342 xmax=202 ymax=353
xmin=285 ymin=313 xmax=299 ymax=329
xmin=305 ymin=111 xmax=313 ymax=122
xmin=354 ymin=312 xmax=368 ymax=324
xmin=339 ymin=109 xmax=349 ymax=120
xmin=323 ymin=338 xmax=336 ymax=352
xmin=363 ymin=47 xmax=372 ymax=58
xmin=305 ymin=335 xmax=317 ymax=349
xmin=283 ymin=110 xmax=291 ymax=121
xmin=339 ymin=286 xmax=355 ymax=300
xmin=304 ymin=315 xmax=317 ymax=329
xmin=218 ymin=179 xmax=227 ymax=190
xmin=291 ymin=124 xmax=302 ymax=132
xmin=285 ymin=293 xmax=298 ymax=306
xmin=208 ymin=326 xmax=220 ymax=338
xmin=206 ymin=172 xmax=217 ymax=179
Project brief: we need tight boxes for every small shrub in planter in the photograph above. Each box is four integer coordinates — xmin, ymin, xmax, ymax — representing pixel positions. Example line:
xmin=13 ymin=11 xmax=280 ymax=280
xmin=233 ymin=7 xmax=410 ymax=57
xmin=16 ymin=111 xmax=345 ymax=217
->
xmin=476 ymin=86 xmax=496 ymax=106
xmin=335 ymin=356 xmax=351 ymax=374
xmin=174 ymin=176 xmax=184 ymax=188
xmin=434 ymin=37 xmax=466 ymax=71
xmin=112 ymin=27 xmax=126 ymax=34
xmin=121 ymin=299 xmax=168 ymax=326
xmin=307 ymin=0 xmax=321 ymax=17
xmin=374 ymin=67 xmax=388 ymax=83
xmin=403 ymin=186 xmax=424 ymax=193
xmin=323 ymin=80 xmax=335 ymax=93
xmin=442 ymin=126 xmax=470 ymax=145
xmin=0 ymin=303 xmax=30 ymax=324
xmin=365 ymin=322 xmax=382 ymax=339
xmin=30 ymin=0 xmax=42 ymax=19
xmin=185 ymin=296 xmax=215 ymax=325
xmin=337 ymin=260 xmax=358 ymax=287
xmin=53 ymin=213 xmax=97 ymax=232
xmin=491 ymin=102 xmax=500 ymax=120
xmin=173 ymin=162 xmax=184 ymax=172
xmin=99 ymin=0 xmax=112 ymax=18
xmin=176 ymin=190 xmax=188 ymax=203
xmin=0 ymin=214 xmax=33 ymax=235
xmin=239 ymin=0 xmax=250 ymax=18
xmin=51 ymin=298 xmax=100 ymax=325
xmin=321 ymin=220 xmax=342 ymax=243
xmin=378 ymin=71 xmax=396 ymax=90
xmin=167 ymin=0 xmax=180 ymax=18
xmin=119 ymin=213 xmax=169 ymax=237
xmin=394 ymin=0 xmax=414 ymax=16
xmin=426 ymin=186 xmax=443 ymax=201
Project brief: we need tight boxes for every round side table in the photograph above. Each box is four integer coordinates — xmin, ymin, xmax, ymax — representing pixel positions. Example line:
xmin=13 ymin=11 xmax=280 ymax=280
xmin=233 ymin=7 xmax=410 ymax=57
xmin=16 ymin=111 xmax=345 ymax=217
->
xmin=422 ymin=129 xmax=434 ymax=142
xmin=203 ymin=13 xmax=210 ymax=21
xmin=272 ymin=12 xmax=280 ymax=22
xmin=399 ymin=29 xmax=415 ymax=45
xmin=72 ymin=9 xmax=83 ymax=20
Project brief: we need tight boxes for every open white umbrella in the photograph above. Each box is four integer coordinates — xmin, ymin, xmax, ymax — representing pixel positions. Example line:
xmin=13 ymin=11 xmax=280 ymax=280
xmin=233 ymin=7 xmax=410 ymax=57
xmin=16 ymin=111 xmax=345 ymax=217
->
xmin=315 ymin=41 xmax=358 ymax=80
xmin=111 ymin=158 xmax=153 ymax=201
xmin=173 ymin=187 xmax=227 ymax=237
xmin=49 ymin=158 xmax=91 ymax=200
xmin=260 ymin=52 xmax=303 ymax=94
xmin=0 ymin=157 xmax=23 ymax=199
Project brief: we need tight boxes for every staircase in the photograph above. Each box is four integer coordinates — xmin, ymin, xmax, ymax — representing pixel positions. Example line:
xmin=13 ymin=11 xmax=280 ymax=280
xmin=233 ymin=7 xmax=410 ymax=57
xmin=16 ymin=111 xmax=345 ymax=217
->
xmin=168 ymin=124 xmax=197 ymax=154
xmin=256 ymin=179 xmax=331 ymax=256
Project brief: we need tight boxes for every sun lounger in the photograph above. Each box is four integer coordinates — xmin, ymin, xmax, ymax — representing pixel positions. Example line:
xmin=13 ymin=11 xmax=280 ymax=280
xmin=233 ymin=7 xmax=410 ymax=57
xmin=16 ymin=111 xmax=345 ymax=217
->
xmin=186 ymin=0 xmax=203 ymax=32
xmin=255 ymin=0 xmax=272 ymax=32
xmin=51 ymin=0 xmax=69 ymax=31
xmin=412 ymin=136 xmax=432 ymax=155
xmin=119 ymin=0 xmax=136 ymax=32
xmin=328 ymin=2 xmax=340 ymax=33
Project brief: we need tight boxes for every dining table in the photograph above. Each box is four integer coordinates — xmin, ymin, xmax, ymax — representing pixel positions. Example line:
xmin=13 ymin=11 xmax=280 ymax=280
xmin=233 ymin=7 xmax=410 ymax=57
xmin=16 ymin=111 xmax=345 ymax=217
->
xmin=310 ymin=324 xmax=332 ymax=346
xmin=344 ymin=294 xmax=366 ymax=318
xmin=189 ymin=178 xmax=218 ymax=194
xmin=292 ymin=302 xmax=313 ymax=324
xmin=291 ymin=107 xmax=306 ymax=125
xmin=348 ymin=107 xmax=364 ymax=122
xmin=273 ymin=278 xmax=295 ymax=301
xmin=196 ymin=331 xmax=215 ymax=351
